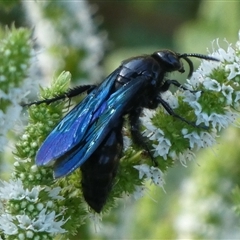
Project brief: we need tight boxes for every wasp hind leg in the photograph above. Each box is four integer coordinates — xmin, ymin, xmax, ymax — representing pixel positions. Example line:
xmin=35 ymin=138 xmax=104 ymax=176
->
xmin=129 ymin=107 xmax=158 ymax=166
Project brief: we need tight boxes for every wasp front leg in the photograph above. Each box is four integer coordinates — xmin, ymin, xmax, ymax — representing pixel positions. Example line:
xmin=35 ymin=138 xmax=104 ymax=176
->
xmin=155 ymin=95 xmax=208 ymax=129
xmin=161 ymin=79 xmax=191 ymax=92
xmin=161 ymin=79 xmax=201 ymax=95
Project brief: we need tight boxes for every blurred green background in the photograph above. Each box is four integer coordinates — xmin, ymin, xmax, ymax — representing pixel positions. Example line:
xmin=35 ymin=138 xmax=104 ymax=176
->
xmin=1 ymin=1 xmax=240 ymax=239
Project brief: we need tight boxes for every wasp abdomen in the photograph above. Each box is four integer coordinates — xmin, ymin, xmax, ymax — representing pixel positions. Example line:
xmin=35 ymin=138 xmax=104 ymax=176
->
xmin=81 ymin=124 xmax=123 ymax=213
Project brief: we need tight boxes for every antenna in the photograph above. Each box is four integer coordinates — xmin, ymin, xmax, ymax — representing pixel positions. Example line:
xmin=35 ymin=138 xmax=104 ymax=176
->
xmin=179 ymin=53 xmax=219 ymax=77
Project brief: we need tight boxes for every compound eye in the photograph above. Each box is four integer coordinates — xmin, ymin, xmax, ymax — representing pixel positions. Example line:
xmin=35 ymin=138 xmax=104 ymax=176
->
xmin=166 ymin=53 xmax=181 ymax=69
xmin=153 ymin=50 xmax=182 ymax=71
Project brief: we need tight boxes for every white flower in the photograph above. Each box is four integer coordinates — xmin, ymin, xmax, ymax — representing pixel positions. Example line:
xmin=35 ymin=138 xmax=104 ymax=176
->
xmin=152 ymin=137 xmax=171 ymax=159
xmin=214 ymin=42 xmax=237 ymax=62
xmin=234 ymin=91 xmax=240 ymax=103
xmin=178 ymin=149 xmax=196 ymax=167
xmin=234 ymin=91 xmax=240 ymax=109
xmin=149 ymin=166 xmax=165 ymax=187
xmin=196 ymin=112 xmax=210 ymax=127
xmin=134 ymin=164 xmax=150 ymax=179
xmin=161 ymin=91 xmax=179 ymax=109
xmin=16 ymin=215 xmax=32 ymax=230
xmin=132 ymin=185 xmax=146 ymax=200
xmin=25 ymin=187 xmax=42 ymax=202
xmin=221 ymin=84 xmax=234 ymax=105
xmin=134 ymin=164 xmax=164 ymax=188
xmin=169 ymin=149 xmax=195 ymax=167
xmin=197 ymin=57 xmax=220 ymax=76
xmin=226 ymin=44 xmax=237 ymax=62
xmin=141 ymin=112 xmax=172 ymax=160
xmin=186 ymin=72 xmax=205 ymax=88
xmin=141 ymin=109 xmax=156 ymax=125
xmin=0 ymin=179 xmax=41 ymax=201
xmin=0 ymin=214 xmax=18 ymax=235
xmin=203 ymin=78 xmax=221 ymax=91
xmin=208 ymin=111 xmax=237 ymax=131
xmin=142 ymin=111 xmax=163 ymax=139
xmin=32 ymin=209 xmax=67 ymax=234
xmin=183 ymin=90 xmax=201 ymax=102
xmin=45 ymin=187 xmax=64 ymax=200
xmin=189 ymin=101 xmax=202 ymax=115
xmin=200 ymin=131 xmax=217 ymax=147
xmin=183 ymin=131 xmax=217 ymax=150
xmin=225 ymin=62 xmax=240 ymax=80
xmin=183 ymin=131 xmax=202 ymax=150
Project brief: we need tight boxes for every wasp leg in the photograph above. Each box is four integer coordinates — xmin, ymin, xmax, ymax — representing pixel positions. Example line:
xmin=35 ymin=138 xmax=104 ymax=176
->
xmin=161 ymin=79 xmax=199 ymax=93
xmin=156 ymin=95 xmax=207 ymax=129
xmin=22 ymin=84 xmax=97 ymax=107
xmin=129 ymin=107 xmax=158 ymax=166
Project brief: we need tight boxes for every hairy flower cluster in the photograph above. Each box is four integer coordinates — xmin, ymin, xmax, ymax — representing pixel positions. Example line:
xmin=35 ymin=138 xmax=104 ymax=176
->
xmin=0 ymin=71 xmax=72 ymax=239
xmin=0 ymin=27 xmax=33 ymax=151
xmin=0 ymin=179 xmax=67 ymax=239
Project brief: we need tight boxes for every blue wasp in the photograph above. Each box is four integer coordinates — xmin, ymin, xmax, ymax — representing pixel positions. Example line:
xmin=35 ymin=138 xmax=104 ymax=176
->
xmin=25 ymin=50 xmax=218 ymax=212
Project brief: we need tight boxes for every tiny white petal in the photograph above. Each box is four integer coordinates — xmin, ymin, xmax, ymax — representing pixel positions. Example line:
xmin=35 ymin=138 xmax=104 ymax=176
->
xmin=25 ymin=187 xmax=41 ymax=202
xmin=161 ymin=91 xmax=179 ymax=109
xmin=208 ymin=111 xmax=237 ymax=131
xmin=198 ymin=59 xmax=220 ymax=75
xmin=186 ymin=72 xmax=204 ymax=88
xmin=0 ymin=179 xmax=25 ymax=200
xmin=134 ymin=164 xmax=151 ymax=179
xmin=132 ymin=185 xmax=146 ymax=200
xmin=196 ymin=112 xmax=210 ymax=127
xmin=0 ymin=214 xmax=18 ymax=235
xmin=203 ymin=78 xmax=221 ymax=91
xmin=183 ymin=90 xmax=201 ymax=102
xmin=152 ymin=138 xmax=171 ymax=159
xmin=16 ymin=215 xmax=32 ymax=230
xmin=221 ymin=84 xmax=233 ymax=105
xmin=199 ymin=131 xmax=217 ymax=147
xmin=183 ymin=131 xmax=202 ymax=150
xmin=225 ymin=62 xmax=240 ymax=80
xmin=149 ymin=166 xmax=165 ymax=187
xmin=177 ymin=149 xmax=196 ymax=167
xmin=45 ymin=187 xmax=64 ymax=200
xmin=234 ymin=91 xmax=240 ymax=103
xmin=33 ymin=209 xmax=68 ymax=234
xmin=134 ymin=164 xmax=164 ymax=188
xmin=168 ymin=150 xmax=177 ymax=160
xmin=189 ymin=101 xmax=202 ymax=115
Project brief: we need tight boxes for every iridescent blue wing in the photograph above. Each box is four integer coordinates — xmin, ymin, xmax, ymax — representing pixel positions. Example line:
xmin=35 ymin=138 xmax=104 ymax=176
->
xmin=53 ymin=75 xmax=148 ymax=178
xmin=36 ymin=68 xmax=120 ymax=166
